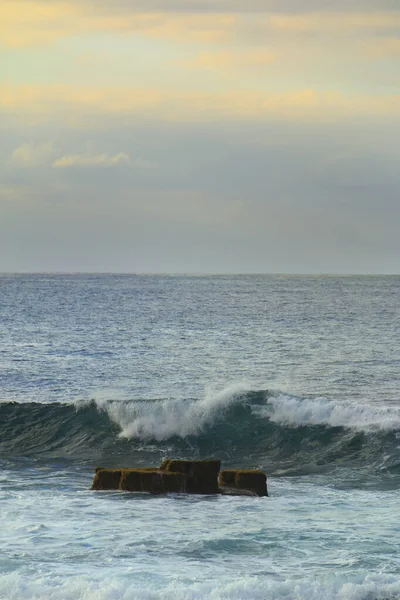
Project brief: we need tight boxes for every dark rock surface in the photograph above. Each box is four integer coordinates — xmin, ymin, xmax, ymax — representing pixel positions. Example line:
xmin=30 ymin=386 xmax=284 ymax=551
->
xmin=160 ymin=459 xmax=221 ymax=494
xmin=219 ymin=469 xmax=268 ymax=496
xmin=91 ymin=468 xmax=122 ymax=490
xmin=91 ymin=460 xmax=268 ymax=497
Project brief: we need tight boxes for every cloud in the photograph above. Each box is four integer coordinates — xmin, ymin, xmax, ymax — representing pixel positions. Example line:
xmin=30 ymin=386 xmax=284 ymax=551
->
xmin=9 ymin=141 xmax=55 ymax=167
xmin=0 ymin=1 xmax=78 ymax=47
xmin=175 ymin=48 xmax=276 ymax=70
xmin=52 ymin=150 xmax=158 ymax=169
xmin=1 ymin=84 xmax=400 ymax=124
xmin=268 ymin=12 xmax=400 ymax=34
xmin=0 ymin=2 xmax=237 ymax=47
xmin=361 ymin=38 xmax=400 ymax=58
xmin=4 ymin=0 xmax=400 ymax=14
xmin=2 ymin=2 xmax=400 ymax=48
xmin=131 ymin=157 xmax=159 ymax=169
xmin=6 ymin=141 xmax=158 ymax=170
xmin=0 ymin=185 xmax=19 ymax=199
xmin=110 ymin=0 xmax=400 ymax=10
xmin=53 ymin=151 xmax=130 ymax=168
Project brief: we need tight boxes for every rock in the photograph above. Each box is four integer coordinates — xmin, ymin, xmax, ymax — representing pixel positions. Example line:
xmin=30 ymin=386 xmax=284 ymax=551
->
xmin=91 ymin=461 xmax=267 ymax=497
xmin=91 ymin=468 xmax=122 ymax=490
xmin=91 ymin=468 xmax=187 ymax=494
xmin=218 ymin=470 xmax=237 ymax=487
xmin=158 ymin=471 xmax=188 ymax=493
xmin=160 ymin=459 xmax=221 ymax=494
xmin=219 ymin=469 xmax=268 ymax=496
xmin=235 ymin=470 xmax=268 ymax=497
xmin=120 ymin=469 xmax=186 ymax=494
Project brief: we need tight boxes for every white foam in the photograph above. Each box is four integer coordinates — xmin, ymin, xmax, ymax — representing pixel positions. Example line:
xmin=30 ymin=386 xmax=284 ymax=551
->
xmin=259 ymin=393 xmax=400 ymax=431
xmin=2 ymin=572 xmax=400 ymax=600
xmin=91 ymin=382 xmax=253 ymax=441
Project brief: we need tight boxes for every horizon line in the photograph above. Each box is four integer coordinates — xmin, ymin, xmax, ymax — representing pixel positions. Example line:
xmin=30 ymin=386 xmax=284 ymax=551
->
xmin=0 ymin=271 xmax=399 ymax=277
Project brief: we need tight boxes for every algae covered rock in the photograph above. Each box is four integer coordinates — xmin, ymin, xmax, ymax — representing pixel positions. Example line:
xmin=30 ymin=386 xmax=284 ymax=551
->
xmin=91 ymin=467 xmax=158 ymax=491
xmin=159 ymin=471 xmax=187 ymax=493
xmin=235 ymin=470 xmax=268 ymax=497
xmin=120 ymin=469 xmax=186 ymax=494
xmin=91 ymin=460 xmax=267 ymax=497
xmin=160 ymin=459 xmax=221 ymax=494
xmin=120 ymin=469 xmax=161 ymax=493
xmin=218 ymin=470 xmax=237 ymax=488
xmin=219 ymin=469 xmax=268 ymax=496
xmin=91 ymin=468 xmax=122 ymax=490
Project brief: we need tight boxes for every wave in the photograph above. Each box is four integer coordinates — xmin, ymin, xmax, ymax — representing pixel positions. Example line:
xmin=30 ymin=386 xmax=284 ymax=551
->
xmin=2 ymin=386 xmax=400 ymax=477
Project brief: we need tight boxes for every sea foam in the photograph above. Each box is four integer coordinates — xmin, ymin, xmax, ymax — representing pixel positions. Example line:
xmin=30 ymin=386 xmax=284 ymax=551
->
xmin=262 ymin=393 xmax=400 ymax=431
xmin=2 ymin=571 xmax=400 ymax=600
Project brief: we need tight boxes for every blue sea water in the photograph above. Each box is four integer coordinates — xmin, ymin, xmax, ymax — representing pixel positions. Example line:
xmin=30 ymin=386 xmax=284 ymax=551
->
xmin=1 ymin=274 xmax=400 ymax=599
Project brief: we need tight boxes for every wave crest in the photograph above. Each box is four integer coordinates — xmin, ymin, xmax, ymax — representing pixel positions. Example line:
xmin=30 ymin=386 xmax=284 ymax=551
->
xmin=97 ymin=383 xmax=255 ymax=441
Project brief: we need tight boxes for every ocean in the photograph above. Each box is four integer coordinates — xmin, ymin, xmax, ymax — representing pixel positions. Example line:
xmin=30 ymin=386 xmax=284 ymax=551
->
xmin=1 ymin=273 xmax=400 ymax=599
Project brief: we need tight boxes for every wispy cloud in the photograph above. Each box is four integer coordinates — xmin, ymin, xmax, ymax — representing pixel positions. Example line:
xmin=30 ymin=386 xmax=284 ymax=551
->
xmin=268 ymin=12 xmax=400 ymax=34
xmin=9 ymin=141 xmax=55 ymax=167
xmin=53 ymin=151 xmax=130 ymax=168
xmin=0 ymin=2 xmax=237 ymax=47
xmin=361 ymin=38 xmax=400 ymax=58
xmin=52 ymin=152 xmax=158 ymax=169
xmin=5 ymin=140 xmax=158 ymax=170
xmin=2 ymin=84 xmax=400 ymax=124
xmin=175 ymin=49 xmax=276 ymax=70
xmin=0 ymin=185 xmax=19 ymax=200
xmin=2 ymin=2 xmax=400 ymax=48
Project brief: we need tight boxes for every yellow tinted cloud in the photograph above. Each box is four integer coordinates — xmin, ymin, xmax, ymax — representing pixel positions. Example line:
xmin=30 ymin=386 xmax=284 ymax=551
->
xmin=0 ymin=85 xmax=163 ymax=113
xmin=2 ymin=2 xmax=400 ymax=48
xmin=9 ymin=141 xmax=55 ymax=166
xmin=0 ymin=1 xmax=236 ymax=47
xmin=176 ymin=49 xmax=276 ymax=70
xmin=0 ymin=1 xmax=79 ymax=47
xmin=361 ymin=38 xmax=400 ymax=58
xmin=53 ymin=152 xmax=130 ymax=168
xmin=0 ymin=185 xmax=19 ymax=200
xmin=268 ymin=12 xmax=400 ymax=34
xmin=93 ymin=12 xmax=237 ymax=42
xmin=1 ymin=84 xmax=400 ymax=122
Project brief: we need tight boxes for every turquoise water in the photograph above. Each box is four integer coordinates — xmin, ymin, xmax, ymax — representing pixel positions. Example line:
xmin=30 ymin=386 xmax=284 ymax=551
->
xmin=1 ymin=274 xmax=400 ymax=599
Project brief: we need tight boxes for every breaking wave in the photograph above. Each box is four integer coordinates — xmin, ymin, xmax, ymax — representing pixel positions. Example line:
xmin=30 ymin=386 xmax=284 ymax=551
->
xmin=2 ymin=385 xmax=400 ymax=477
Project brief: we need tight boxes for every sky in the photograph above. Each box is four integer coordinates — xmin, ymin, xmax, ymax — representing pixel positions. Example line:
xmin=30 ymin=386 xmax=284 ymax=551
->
xmin=1 ymin=0 xmax=399 ymax=273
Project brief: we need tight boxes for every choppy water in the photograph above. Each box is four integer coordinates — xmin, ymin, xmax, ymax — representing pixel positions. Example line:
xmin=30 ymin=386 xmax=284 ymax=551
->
xmin=1 ymin=274 xmax=400 ymax=599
